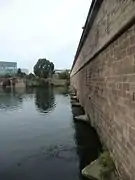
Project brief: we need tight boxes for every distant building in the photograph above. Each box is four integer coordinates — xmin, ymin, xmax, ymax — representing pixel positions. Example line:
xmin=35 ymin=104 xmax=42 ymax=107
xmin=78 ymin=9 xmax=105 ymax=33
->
xmin=53 ymin=69 xmax=70 ymax=78
xmin=54 ymin=69 xmax=64 ymax=77
xmin=55 ymin=69 xmax=70 ymax=73
xmin=0 ymin=61 xmax=17 ymax=76
xmin=55 ymin=69 xmax=64 ymax=73
xmin=21 ymin=69 xmax=29 ymax=75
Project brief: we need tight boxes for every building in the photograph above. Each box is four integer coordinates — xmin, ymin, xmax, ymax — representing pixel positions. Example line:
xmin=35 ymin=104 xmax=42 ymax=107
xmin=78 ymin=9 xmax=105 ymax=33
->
xmin=53 ymin=69 xmax=68 ymax=79
xmin=55 ymin=69 xmax=70 ymax=73
xmin=55 ymin=69 xmax=65 ymax=73
xmin=70 ymin=0 xmax=135 ymax=179
xmin=21 ymin=69 xmax=29 ymax=75
xmin=53 ymin=69 xmax=63 ymax=78
xmin=0 ymin=61 xmax=17 ymax=76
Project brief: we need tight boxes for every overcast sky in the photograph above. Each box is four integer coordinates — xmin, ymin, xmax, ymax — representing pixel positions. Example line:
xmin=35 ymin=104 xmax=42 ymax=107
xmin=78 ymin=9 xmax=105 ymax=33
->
xmin=0 ymin=0 xmax=91 ymax=72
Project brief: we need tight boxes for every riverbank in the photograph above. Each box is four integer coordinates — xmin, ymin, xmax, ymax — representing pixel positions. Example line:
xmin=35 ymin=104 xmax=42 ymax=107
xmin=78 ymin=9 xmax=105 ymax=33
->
xmin=0 ymin=77 xmax=69 ymax=88
xmin=26 ymin=78 xmax=69 ymax=87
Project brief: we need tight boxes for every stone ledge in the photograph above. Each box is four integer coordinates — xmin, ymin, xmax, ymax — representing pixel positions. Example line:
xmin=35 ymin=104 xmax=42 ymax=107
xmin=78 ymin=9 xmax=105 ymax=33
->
xmin=71 ymin=102 xmax=81 ymax=107
xmin=74 ymin=114 xmax=89 ymax=123
xmin=82 ymin=159 xmax=101 ymax=180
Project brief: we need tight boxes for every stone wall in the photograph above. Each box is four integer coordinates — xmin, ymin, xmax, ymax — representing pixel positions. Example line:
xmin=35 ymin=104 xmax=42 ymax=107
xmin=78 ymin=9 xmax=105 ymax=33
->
xmin=71 ymin=0 xmax=135 ymax=179
xmin=71 ymin=0 xmax=135 ymax=76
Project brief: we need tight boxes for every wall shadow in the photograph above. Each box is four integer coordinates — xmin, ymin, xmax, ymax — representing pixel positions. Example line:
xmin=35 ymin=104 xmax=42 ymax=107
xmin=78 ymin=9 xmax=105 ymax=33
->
xmin=73 ymin=121 xmax=102 ymax=180
xmin=71 ymin=106 xmax=102 ymax=180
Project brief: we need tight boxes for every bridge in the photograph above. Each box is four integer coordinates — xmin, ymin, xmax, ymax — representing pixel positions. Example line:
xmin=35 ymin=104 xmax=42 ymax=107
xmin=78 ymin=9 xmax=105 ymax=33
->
xmin=70 ymin=0 xmax=135 ymax=179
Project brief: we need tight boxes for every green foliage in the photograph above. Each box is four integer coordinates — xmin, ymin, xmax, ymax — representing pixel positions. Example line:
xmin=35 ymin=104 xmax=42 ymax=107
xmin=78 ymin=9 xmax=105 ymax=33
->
xmin=17 ymin=68 xmax=26 ymax=77
xmin=58 ymin=70 xmax=70 ymax=80
xmin=17 ymin=68 xmax=22 ymax=75
xmin=26 ymin=73 xmax=35 ymax=79
xmin=34 ymin=58 xmax=54 ymax=78
xmin=26 ymin=78 xmax=48 ymax=87
xmin=99 ymin=152 xmax=115 ymax=180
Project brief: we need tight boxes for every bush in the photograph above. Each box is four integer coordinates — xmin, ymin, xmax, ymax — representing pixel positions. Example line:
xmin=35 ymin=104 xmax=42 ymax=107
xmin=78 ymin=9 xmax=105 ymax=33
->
xmin=26 ymin=73 xmax=35 ymax=79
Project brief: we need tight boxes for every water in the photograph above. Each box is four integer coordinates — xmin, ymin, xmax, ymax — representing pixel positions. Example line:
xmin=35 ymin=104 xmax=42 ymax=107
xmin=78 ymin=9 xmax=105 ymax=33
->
xmin=0 ymin=87 xmax=101 ymax=180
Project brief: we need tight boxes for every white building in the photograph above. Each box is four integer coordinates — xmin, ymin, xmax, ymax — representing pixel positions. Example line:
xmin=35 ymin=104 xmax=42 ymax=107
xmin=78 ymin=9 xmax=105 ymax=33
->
xmin=0 ymin=61 xmax=17 ymax=75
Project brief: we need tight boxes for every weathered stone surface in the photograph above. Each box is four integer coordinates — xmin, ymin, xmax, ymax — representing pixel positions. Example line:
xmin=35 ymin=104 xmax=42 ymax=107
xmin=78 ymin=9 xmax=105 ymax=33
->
xmin=71 ymin=96 xmax=78 ymax=100
xmin=70 ymin=0 xmax=135 ymax=179
xmin=71 ymin=0 xmax=135 ymax=76
xmin=70 ymin=92 xmax=76 ymax=96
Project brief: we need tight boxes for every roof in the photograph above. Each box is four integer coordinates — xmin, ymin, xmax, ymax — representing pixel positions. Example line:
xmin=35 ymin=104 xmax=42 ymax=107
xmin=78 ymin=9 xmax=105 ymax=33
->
xmin=0 ymin=61 xmax=17 ymax=64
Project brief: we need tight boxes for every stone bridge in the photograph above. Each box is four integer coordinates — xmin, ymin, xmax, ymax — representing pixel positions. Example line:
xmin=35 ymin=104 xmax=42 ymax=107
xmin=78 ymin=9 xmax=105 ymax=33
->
xmin=70 ymin=0 xmax=135 ymax=179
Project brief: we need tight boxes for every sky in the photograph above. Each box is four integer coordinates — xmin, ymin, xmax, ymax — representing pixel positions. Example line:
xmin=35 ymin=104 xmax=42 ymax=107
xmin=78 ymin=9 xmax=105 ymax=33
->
xmin=0 ymin=0 xmax=91 ymax=72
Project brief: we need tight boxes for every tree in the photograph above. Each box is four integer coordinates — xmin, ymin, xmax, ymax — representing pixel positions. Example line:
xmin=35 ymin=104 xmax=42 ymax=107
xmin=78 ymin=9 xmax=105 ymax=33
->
xmin=17 ymin=68 xmax=22 ymax=75
xmin=17 ymin=68 xmax=26 ymax=77
xmin=27 ymin=73 xmax=35 ymax=79
xmin=50 ymin=62 xmax=54 ymax=77
xmin=34 ymin=58 xmax=54 ymax=78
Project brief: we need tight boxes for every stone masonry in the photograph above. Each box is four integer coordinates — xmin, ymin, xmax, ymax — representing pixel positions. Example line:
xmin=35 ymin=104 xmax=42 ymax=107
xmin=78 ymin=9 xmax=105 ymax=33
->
xmin=71 ymin=0 xmax=135 ymax=179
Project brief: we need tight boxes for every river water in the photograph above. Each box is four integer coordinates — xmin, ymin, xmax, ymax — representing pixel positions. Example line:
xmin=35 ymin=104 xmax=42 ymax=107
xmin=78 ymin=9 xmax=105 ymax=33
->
xmin=0 ymin=87 xmax=101 ymax=180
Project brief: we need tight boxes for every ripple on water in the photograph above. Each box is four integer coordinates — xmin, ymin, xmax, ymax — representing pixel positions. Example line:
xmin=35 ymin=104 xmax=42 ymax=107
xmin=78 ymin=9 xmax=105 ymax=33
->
xmin=0 ymin=104 xmax=22 ymax=112
xmin=16 ymin=144 xmax=78 ymax=167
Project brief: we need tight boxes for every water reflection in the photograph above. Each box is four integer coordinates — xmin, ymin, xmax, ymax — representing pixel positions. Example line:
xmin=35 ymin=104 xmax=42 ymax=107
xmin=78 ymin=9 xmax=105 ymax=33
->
xmin=0 ymin=87 xmax=23 ymax=111
xmin=0 ymin=87 xmax=56 ymax=113
xmin=0 ymin=87 xmax=102 ymax=180
xmin=25 ymin=87 xmax=35 ymax=94
xmin=54 ymin=87 xmax=69 ymax=96
xmin=35 ymin=87 xmax=56 ymax=113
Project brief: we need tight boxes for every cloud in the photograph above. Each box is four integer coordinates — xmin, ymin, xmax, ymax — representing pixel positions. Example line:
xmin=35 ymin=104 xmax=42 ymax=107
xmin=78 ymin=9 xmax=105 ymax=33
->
xmin=0 ymin=0 xmax=91 ymax=72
